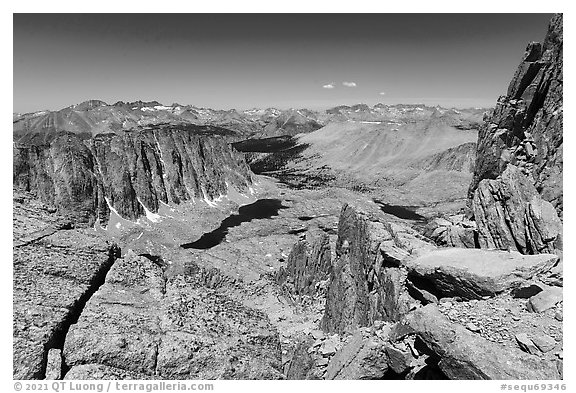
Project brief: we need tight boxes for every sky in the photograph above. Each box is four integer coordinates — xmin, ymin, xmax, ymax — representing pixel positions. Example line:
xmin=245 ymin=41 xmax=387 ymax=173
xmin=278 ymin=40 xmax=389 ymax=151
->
xmin=13 ymin=13 xmax=555 ymax=113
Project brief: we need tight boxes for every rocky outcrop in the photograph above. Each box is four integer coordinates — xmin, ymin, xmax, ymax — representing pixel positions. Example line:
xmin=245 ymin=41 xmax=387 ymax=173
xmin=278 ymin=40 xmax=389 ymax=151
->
xmin=63 ymin=251 xmax=283 ymax=379
xmin=321 ymin=204 xmax=435 ymax=334
xmin=13 ymin=126 xmax=253 ymax=225
xmin=405 ymin=248 xmax=559 ymax=300
xmin=312 ymin=197 xmax=562 ymax=380
xmin=13 ymin=192 xmax=120 ymax=379
xmin=470 ymin=14 xmax=563 ymax=215
xmin=276 ymin=230 xmax=331 ymax=296
xmin=396 ymin=305 xmax=560 ymax=379
xmin=472 ymin=165 xmax=562 ymax=254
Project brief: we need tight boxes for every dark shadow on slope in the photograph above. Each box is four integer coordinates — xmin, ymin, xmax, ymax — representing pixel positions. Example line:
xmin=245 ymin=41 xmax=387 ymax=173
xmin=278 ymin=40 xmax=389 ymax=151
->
xmin=232 ymin=136 xmax=311 ymax=174
xmin=232 ymin=135 xmax=297 ymax=153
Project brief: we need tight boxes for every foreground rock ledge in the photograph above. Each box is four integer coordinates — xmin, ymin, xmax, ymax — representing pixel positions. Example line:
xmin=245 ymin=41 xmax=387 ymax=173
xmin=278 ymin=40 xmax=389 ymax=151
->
xmin=13 ymin=192 xmax=120 ymax=379
xmin=405 ymin=248 xmax=558 ymax=300
xmin=63 ymin=251 xmax=283 ymax=379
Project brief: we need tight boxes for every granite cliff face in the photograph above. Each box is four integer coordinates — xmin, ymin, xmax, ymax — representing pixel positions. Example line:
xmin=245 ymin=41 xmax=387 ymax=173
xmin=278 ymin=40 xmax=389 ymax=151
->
xmin=13 ymin=126 xmax=253 ymax=225
xmin=468 ymin=14 xmax=562 ymax=255
xmin=470 ymin=14 xmax=563 ymax=215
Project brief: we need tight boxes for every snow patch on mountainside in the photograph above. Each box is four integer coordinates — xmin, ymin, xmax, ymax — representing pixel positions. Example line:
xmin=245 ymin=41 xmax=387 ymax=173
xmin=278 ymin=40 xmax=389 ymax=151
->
xmin=137 ymin=198 xmax=162 ymax=223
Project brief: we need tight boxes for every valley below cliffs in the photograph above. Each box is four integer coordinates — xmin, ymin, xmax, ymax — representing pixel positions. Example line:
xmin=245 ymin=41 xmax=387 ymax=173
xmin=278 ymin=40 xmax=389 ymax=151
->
xmin=13 ymin=14 xmax=563 ymax=382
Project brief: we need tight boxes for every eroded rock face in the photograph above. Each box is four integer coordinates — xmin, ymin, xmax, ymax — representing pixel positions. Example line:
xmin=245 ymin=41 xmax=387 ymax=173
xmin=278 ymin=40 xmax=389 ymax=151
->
xmin=63 ymin=251 xmax=283 ymax=379
xmin=470 ymin=14 xmax=563 ymax=215
xmin=276 ymin=230 xmax=331 ymax=296
xmin=321 ymin=204 xmax=434 ymax=334
xmin=397 ymin=305 xmax=560 ymax=379
xmin=405 ymin=248 xmax=559 ymax=300
xmin=13 ymin=127 xmax=253 ymax=225
xmin=13 ymin=192 xmax=120 ymax=379
xmin=472 ymin=165 xmax=562 ymax=254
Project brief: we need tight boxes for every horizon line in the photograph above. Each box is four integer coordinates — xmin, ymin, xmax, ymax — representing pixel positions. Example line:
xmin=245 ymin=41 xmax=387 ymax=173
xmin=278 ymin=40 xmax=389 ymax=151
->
xmin=14 ymin=99 xmax=496 ymax=115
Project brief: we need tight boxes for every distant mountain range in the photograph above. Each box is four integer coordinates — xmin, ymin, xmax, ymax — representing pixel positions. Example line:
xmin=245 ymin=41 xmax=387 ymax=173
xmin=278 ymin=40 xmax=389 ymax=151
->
xmin=13 ymin=100 xmax=488 ymax=144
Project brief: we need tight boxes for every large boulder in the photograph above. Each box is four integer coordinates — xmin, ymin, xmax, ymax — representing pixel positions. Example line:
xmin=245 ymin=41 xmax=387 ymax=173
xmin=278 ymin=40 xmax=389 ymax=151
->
xmin=405 ymin=248 xmax=558 ymax=300
xmin=473 ymin=165 xmax=562 ymax=254
xmin=527 ymin=286 xmax=563 ymax=313
xmin=397 ymin=305 xmax=560 ymax=379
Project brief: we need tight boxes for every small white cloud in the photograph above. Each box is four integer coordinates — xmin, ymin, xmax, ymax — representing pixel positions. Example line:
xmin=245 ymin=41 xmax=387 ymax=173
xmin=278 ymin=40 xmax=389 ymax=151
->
xmin=323 ymin=83 xmax=335 ymax=89
xmin=342 ymin=81 xmax=357 ymax=87
xmin=379 ymin=92 xmax=386 ymax=95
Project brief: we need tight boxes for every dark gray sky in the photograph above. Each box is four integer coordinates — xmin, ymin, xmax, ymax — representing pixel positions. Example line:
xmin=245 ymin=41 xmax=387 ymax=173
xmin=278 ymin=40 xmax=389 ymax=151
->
xmin=13 ymin=13 xmax=554 ymax=113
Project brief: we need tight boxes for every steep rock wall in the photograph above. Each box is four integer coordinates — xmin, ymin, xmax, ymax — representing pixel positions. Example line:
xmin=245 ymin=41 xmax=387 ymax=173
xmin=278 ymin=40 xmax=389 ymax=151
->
xmin=469 ymin=14 xmax=563 ymax=215
xmin=13 ymin=127 xmax=253 ymax=225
